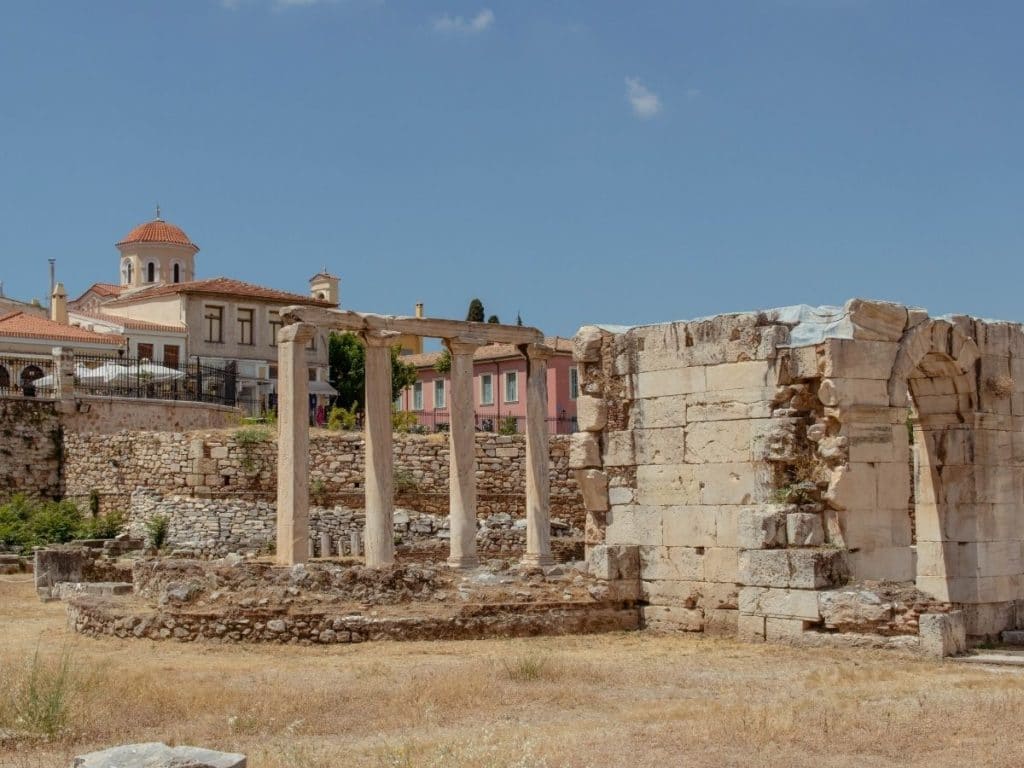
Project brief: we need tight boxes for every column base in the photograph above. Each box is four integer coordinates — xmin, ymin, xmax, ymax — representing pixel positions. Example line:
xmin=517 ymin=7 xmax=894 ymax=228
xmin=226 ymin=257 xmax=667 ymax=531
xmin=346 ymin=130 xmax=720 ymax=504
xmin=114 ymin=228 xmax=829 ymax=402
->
xmin=520 ymin=553 xmax=555 ymax=568
xmin=447 ymin=555 xmax=480 ymax=569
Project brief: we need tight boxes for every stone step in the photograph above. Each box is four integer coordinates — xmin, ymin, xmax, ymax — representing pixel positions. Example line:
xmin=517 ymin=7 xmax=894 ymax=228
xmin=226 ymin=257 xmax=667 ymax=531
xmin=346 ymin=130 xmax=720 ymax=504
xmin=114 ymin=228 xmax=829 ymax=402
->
xmin=55 ymin=581 xmax=133 ymax=600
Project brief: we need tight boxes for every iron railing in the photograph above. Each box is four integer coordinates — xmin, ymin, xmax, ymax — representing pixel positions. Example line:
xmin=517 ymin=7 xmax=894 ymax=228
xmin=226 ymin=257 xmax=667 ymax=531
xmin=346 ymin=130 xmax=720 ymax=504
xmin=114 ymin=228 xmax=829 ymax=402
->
xmin=70 ymin=354 xmax=239 ymax=407
xmin=0 ymin=356 xmax=54 ymax=397
xmin=409 ymin=410 xmax=578 ymax=435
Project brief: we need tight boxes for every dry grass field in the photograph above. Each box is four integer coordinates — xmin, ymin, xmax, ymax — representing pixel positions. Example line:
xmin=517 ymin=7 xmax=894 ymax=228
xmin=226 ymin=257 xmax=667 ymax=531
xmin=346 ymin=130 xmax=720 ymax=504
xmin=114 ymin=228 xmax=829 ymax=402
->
xmin=2 ymin=574 xmax=1023 ymax=768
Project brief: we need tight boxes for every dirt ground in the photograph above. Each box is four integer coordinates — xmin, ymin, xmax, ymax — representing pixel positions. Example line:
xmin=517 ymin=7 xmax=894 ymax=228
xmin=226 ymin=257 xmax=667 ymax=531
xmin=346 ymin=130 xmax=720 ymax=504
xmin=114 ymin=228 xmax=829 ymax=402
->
xmin=2 ymin=574 xmax=1023 ymax=768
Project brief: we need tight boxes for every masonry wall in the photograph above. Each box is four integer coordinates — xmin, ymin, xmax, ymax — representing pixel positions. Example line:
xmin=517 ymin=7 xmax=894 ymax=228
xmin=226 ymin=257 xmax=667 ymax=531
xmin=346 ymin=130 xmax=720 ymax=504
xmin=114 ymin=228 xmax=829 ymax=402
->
xmin=0 ymin=399 xmax=63 ymax=498
xmin=64 ymin=397 xmax=240 ymax=434
xmin=64 ymin=430 xmax=583 ymax=526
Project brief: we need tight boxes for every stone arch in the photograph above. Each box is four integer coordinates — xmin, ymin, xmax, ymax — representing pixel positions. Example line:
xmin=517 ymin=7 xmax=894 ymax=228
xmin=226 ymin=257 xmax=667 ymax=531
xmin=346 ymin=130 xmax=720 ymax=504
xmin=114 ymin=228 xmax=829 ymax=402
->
xmin=889 ymin=320 xmax=981 ymax=605
xmin=0 ymin=364 xmax=9 ymax=390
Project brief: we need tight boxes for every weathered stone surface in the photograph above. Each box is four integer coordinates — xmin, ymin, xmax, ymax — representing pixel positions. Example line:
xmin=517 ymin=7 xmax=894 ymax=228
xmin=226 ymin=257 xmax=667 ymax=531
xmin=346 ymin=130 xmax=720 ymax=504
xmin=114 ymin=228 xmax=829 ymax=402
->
xmin=589 ymin=544 xmax=640 ymax=581
xmin=73 ymin=742 xmax=246 ymax=768
xmin=576 ymin=469 xmax=609 ymax=512
xmin=739 ymin=586 xmax=821 ymax=621
xmin=642 ymin=605 xmax=703 ymax=632
xmin=786 ymin=512 xmax=824 ymax=547
xmin=737 ymin=506 xmax=789 ymax=549
xmin=574 ymin=325 xmax=604 ymax=363
xmin=568 ymin=432 xmax=601 ymax=469
xmin=738 ymin=549 xmax=849 ymax=589
xmin=919 ymin=611 xmax=967 ymax=658
xmin=846 ymin=298 xmax=908 ymax=342
xmin=577 ymin=396 xmax=608 ymax=432
xmin=818 ymin=589 xmax=893 ymax=632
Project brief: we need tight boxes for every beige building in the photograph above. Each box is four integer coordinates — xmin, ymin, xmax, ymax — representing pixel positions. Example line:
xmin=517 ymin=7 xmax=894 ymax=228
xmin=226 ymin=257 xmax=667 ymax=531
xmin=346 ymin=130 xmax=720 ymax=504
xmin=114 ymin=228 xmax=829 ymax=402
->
xmin=66 ymin=213 xmax=339 ymax=412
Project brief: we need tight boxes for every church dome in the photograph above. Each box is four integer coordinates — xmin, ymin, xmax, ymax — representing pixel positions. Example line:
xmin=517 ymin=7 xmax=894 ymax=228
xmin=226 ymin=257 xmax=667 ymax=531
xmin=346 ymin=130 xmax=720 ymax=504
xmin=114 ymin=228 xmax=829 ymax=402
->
xmin=117 ymin=216 xmax=198 ymax=250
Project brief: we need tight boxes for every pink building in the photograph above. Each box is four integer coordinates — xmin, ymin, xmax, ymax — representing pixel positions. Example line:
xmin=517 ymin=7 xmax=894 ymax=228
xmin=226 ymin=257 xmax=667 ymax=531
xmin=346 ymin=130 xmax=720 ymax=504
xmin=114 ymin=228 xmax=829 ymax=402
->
xmin=398 ymin=337 xmax=579 ymax=434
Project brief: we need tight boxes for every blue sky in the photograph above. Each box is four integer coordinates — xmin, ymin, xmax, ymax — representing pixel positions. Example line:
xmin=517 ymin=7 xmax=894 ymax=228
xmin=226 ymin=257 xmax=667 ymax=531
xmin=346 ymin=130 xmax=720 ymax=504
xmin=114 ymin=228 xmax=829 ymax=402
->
xmin=1 ymin=1 xmax=1022 ymax=336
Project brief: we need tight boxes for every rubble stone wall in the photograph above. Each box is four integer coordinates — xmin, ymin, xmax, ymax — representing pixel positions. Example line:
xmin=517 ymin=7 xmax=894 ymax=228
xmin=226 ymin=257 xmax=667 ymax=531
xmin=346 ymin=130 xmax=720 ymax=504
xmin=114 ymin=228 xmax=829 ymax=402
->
xmin=64 ymin=430 xmax=583 ymax=526
xmin=127 ymin=488 xmax=582 ymax=561
xmin=575 ymin=299 xmax=1024 ymax=645
xmin=0 ymin=398 xmax=63 ymax=499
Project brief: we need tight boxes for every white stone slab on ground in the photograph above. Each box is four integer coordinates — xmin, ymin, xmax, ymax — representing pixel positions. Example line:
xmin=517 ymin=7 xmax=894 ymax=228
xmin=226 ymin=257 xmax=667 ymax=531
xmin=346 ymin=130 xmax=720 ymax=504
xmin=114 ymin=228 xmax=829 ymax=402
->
xmin=73 ymin=742 xmax=246 ymax=768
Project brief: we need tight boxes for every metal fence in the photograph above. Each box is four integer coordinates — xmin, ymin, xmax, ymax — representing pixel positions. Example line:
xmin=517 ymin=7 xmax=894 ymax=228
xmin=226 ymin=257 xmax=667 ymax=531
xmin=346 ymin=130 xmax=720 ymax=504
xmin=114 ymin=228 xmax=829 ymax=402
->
xmin=69 ymin=354 xmax=240 ymax=407
xmin=0 ymin=356 xmax=54 ymax=397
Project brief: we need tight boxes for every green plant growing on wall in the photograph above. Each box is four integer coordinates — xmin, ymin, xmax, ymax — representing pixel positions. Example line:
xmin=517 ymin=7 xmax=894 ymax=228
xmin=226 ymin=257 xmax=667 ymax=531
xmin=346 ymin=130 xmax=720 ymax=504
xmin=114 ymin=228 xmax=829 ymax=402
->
xmin=88 ymin=489 xmax=100 ymax=518
xmin=145 ymin=515 xmax=170 ymax=550
xmin=498 ymin=416 xmax=519 ymax=436
xmin=235 ymin=426 xmax=270 ymax=473
xmin=328 ymin=404 xmax=358 ymax=431
xmin=309 ymin=478 xmax=328 ymax=506
xmin=394 ymin=468 xmax=419 ymax=494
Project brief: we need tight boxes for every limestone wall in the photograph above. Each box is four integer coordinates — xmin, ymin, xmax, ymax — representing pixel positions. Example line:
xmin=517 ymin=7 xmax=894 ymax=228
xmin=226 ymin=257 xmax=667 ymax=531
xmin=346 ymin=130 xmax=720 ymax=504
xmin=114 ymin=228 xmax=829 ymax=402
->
xmin=64 ymin=397 xmax=239 ymax=434
xmin=64 ymin=430 xmax=582 ymax=526
xmin=0 ymin=399 xmax=63 ymax=499
xmin=126 ymin=489 xmax=581 ymax=560
xmin=574 ymin=299 xmax=1024 ymax=644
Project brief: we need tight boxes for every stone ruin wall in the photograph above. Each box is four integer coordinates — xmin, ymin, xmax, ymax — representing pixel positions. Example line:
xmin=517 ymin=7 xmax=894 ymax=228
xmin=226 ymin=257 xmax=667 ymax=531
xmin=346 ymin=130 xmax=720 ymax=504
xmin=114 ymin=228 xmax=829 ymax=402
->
xmin=0 ymin=398 xmax=63 ymax=498
xmin=64 ymin=430 xmax=583 ymax=528
xmin=126 ymin=488 xmax=582 ymax=562
xmin=572 ymin=299 xmax=1024 ymax=644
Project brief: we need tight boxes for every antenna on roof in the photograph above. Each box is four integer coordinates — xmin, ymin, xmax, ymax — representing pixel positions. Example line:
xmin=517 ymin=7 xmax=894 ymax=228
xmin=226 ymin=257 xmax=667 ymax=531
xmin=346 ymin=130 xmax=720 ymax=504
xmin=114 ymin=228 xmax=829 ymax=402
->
xmin=155 ymin=203 xmax=162 ymax=220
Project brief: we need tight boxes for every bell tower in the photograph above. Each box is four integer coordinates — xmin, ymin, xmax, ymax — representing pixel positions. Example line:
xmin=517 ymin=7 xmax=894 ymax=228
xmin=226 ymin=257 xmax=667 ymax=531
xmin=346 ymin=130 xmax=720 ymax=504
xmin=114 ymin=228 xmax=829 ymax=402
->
xmin=309 ymin=270 xmax=340 ymax=306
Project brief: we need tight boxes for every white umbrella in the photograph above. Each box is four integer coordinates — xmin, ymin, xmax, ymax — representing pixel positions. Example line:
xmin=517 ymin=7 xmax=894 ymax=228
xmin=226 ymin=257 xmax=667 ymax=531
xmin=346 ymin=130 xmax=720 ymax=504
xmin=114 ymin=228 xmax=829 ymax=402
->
xmin=136 ymin=362 xmax=185 ymax=383
xmin=33 ymin=364 xmax=105 ymax=389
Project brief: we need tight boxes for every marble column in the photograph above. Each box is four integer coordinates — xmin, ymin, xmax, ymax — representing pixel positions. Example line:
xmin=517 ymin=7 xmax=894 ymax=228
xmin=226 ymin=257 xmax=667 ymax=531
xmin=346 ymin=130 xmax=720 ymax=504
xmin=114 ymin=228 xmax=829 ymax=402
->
xmin=522 ymin=343 xmax=554 ymax=567
xmin=275 ymin=322 xmax=316 ymax=565
xmin=363 ymin=330 xmax=399 ymax=567
xmin=445 ymin=337 xmax=484 ymax=568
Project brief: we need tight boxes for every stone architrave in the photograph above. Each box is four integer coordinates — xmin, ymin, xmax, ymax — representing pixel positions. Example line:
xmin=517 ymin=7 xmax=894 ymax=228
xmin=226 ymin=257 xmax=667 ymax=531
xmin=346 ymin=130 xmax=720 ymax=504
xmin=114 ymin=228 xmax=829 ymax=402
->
xmin=521 ymin=343 xmax=555 ymax=567
xmin=445 ymin=336 xmax=486 ymax=568
xmin=362 ymin=330 xmax=400 ymax=568
xmin=275 ymin=322 xmax=316 ymax=566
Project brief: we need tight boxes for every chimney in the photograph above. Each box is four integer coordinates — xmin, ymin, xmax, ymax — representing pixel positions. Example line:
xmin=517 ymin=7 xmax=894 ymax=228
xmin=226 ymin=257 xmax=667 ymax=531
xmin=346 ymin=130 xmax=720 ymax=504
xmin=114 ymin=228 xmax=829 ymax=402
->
xmin=51 ymin=282 xmax=68 ymax=324
xmin=415 ymin=302 xmax=424 ymax=318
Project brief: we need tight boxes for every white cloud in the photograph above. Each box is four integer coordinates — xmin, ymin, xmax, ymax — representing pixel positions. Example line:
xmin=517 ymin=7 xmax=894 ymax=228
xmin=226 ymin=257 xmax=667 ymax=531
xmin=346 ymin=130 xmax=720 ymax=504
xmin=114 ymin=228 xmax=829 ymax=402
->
xmin=625 ymin=77 xmax=661 ymax=119
xmin=432 ymin=9 xmax=495 ymax=34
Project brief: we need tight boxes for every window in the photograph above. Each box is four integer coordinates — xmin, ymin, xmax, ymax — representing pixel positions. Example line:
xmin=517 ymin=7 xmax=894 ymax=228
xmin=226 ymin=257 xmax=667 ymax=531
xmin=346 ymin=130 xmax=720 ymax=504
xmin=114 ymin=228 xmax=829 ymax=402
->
xmin=205 ymin=305 xmax=223 ymax=343
xmin=164 ymin=345 xmax=180 ymax=369
xmin=173 ymin=263 xmax=181 ymax=283
xmin=480 ymin=373 xmax=493 ymax=405
xmin=306 ymin=333 xmax=316 ymax=351
xmin=20 ymin=365 xmax=44 ymax=388
xmin=121 ymin=259 xmax=133 ymax=284
xmin=238 ymin=308 xmax=254 ymax=345
xmin=412 ymin=382 xmax=423 ymax=411
xmin=308 ymin=368 xmax=317 ymax=382
xmin=137 ymin=343 xmax=154 ymax=361
xmin=268 ymin=364 xmax=278 ymax=380
xmin=434 ymin=379 xmax=446 ymax=409
xmin=570 ymin=366 xmax=579 ymax=400
xmin=504 ymin=371 xmax=519 ymax=403
xmin=146 ymin=261 xmax=156 ymax=283
xmin=269 ymin=312 xmax=282 ymax=347
xmin=0 ymin=365 xmax=9 ymax=389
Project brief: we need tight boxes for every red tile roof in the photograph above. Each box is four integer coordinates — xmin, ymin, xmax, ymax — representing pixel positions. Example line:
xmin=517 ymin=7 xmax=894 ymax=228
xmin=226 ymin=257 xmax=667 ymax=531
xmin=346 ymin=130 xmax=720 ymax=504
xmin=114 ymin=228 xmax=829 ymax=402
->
xmin=104 ymin=277 xmax=335 ymax=308
xmin=70 ymin=282 xmax=125 ymax=307
xmin=69 ymin=310 xmax=187 ymax=335
xmin=117 ymin=218 xmax=198 ymax=250
xmin=0 ymin=312 xmax=124 ymax=346
xmin=403 ymin=336 xmax=574 ymax=368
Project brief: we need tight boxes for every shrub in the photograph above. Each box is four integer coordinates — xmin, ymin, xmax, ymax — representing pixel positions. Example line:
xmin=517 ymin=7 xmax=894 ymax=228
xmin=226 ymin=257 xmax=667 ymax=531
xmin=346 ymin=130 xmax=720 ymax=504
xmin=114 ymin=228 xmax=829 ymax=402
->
xmin=328 ymin=404 xmax=358 ymax=431
xmin=392 ymin=409 xmax=419 ymax=433
xmin=145 ymin=515 xmax=170 ymax=550
xmin=235 ymin=426 xmax=270 ymax=472
xmin=88 ymin=489 xmax=100 ymax=518
xmin=498 ymin=416 xmax=519 ymax=436
xmin=81 ymin=510 xmax=125 ymax=540
xmin=501 ymin=653 xmax=554 ymax=682
xmin=0 ymin=646 xmax=74 ymax=737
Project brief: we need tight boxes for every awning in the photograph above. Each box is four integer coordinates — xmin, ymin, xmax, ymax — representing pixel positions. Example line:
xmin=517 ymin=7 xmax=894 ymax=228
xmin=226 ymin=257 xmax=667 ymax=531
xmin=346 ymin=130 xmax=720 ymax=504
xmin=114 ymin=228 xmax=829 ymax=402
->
xmin=309 ymin=380 xmax=339 ymax=396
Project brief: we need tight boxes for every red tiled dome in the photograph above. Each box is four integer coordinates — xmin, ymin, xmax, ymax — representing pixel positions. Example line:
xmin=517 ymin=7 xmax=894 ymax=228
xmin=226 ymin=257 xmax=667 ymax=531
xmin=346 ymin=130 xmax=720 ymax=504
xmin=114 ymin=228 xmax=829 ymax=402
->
xmin=117 ymin=218 xmax=198 ymax=250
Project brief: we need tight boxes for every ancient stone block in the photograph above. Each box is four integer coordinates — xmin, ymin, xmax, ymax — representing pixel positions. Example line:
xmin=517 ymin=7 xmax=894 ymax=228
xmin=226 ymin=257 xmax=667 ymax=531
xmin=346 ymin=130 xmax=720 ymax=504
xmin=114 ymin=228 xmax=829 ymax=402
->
xmin=737 ymin=549 xmax=790 ymax=588
xmin=574 ymin=325 xmax=604 ymax=363
xmin=636 ymin=464 xmax=701 ymax=506
xmin=698 ymin=462 xmax=760 ymax=506
xmin=739 ymin=548 xmax=849 ymax=589
xmin=737 ymin=506 xmax=788 ymax=549
xmin=737 ymin=612 xmax=766 ymax=642
xmin=662 ymin=505 xmax=718 ymax=548
xmin=631 ymin=395 xmax=687 ymax=429
xmin=846 ymin=298 xmax=908 ymax=342
xmin=636 ymin=366 xmax=707 ymax=399
xmin=73 ymin=742 xmax=247 ymax=768
xmin=602 ymin=430 xmax=635 ymax=467
xmin=765 ymin=616 xmax=811 ymax=641
xmin=704 ymin=608 xmax=738 ymax=636
xmin=786 ymin=512 xmax=824 ymax=547
xmin=577 ymin=396 xmax=607 ymax=432
xmin=705 ymin=361 xmax=769 ymax=391
xmin=817 ymin=378 xmax=890 ymax=408
xmin=703 ymin=547 xmax=738 ymax=583
xmin=568 ymin=432 xmax=601 ymax=469
xmin=575 ymin=469 xmax=609 ymax=512
xmin=739 ymin=586 xmax=821 ymax=621
xmin=821 ymin=339 xmax=899 ymax=380
xmin=634 ymin=427 xmax=687 ymax=465
xmin=919 ymin=611 xmax=967 ymax=657
xmin=818 ymin=589 xmax=893 ymax=632
xmin=589 ymin=544 xmax=640 ymax=581
xmin=639 ymin=545 xmax=704 ymax=581
xmin=684 ymin=421 xmax=751 ymax=464
xmin=605 ymin=505 xmax=663 ymax=546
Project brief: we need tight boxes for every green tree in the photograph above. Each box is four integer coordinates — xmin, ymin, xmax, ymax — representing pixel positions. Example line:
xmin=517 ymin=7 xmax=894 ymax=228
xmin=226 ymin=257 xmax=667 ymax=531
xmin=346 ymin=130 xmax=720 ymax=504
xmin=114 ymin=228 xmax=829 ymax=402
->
xmin=487 ymin=314 xmax=500 ymax=324
xmin=329 ymin=332 xmax=418 ymax=411
xmin=434 ymin=348 xmax=452 ymax=374
xmin=516 ymin=312 xmax=524 ymax=326
xmin=466 ymin=298 xmax=485 ymax=323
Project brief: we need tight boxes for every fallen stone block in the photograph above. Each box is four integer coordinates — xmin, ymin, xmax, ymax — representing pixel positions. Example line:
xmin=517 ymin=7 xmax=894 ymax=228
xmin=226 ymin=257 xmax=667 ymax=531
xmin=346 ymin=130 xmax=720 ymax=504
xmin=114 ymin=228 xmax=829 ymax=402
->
xmin=73 ymin=742 xmax=246 ymax=768
xmin=919 ymin=611 xmax=967 ymax=658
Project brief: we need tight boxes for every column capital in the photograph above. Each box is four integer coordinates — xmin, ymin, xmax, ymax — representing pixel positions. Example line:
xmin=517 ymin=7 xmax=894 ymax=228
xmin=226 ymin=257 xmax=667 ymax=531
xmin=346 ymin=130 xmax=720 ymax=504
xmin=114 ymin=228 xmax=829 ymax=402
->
xmin=278 ymin=322 xmax=317 ymax=345
xmin=362 ymin=330 xmax=403 ymax=347
xmin=521 ymin=343 xmax=554 ymax=362
xmin=444 ymin=336 xmax=487 ymax=356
